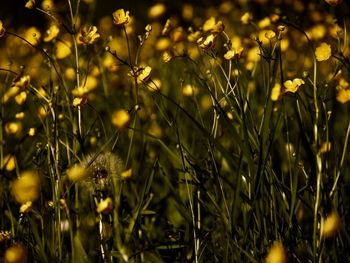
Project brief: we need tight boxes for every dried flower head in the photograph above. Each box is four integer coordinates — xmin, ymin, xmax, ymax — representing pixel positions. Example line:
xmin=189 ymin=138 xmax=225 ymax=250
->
xmin=82 ymin=152 xmax=123 ymax=191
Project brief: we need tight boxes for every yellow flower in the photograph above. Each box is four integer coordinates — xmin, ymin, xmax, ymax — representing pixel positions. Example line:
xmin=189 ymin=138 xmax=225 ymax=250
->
xmin=0 ymin=20 xmax=5 ymax=37
xmin=224 ymin=46 xmax=244 ymax=60
xmin=271 ymin=83 xmax=282 ymax=101
xmin=241 ymin=12 xmax=253 ymax=24
xmin=43 ymin=24 xmax=59 ymax=42
xmin=5 ymin=122 xmax=22 ymax=135
xmin=202 ymin=17 xmax=224 ymax=33
xmin=197 ymin=34 xmax=216 ymax=49
xmin=161 ymin=19 xmax=172 ymax=36
xmin=4 ymin=244 xmax=27 ymax=263
xmin=55 ymin=41 xmax=71 ymax=59
xmin=78 ymin=25 xmax=100 ymax=45
xmin=315 ymin=42 xmax=331 ymax=61
xmin=67 ymin=164 xmax=89 ymax=182
xmin=20 ymin=201 xmax=33 ymax=213
xmin=3 ymin=155 xmax=16 ymax=171
xmin=11 ymin=170 xmax=41 ymax=204
xmin=148 ymin=3 xmax=166 ymax=19
xmin=258 ymin=17 xmax=271 ymax=29
xmin=13 ymin=75 xmax=30 ymax=89
xmin=284 ymin=78 xmax=305 ymax=93
xmin=336 ymin=88 xmax=350 ymax=103
xmin=24 ymin=27 xmax=41 ymax=46
xmin=162 ymin=51 xmax=173 ymax=63
xmin=112 ymin=9 xmax=130 ymax=26
xmin=72 ymin=97 xmax=86 ymax=107
xmin=182 ymin=84 xmax=198 ymax=96
xmin=15 ymin=91 xmax=27 ymax=105
xmin=135 ymin=66 xmax=152 ymax=84
xmin=121 ymin=168 xmax=133 ymax=179
xmin=111 ymin=110 xmax=130 ymax=128
xmin=265 ymin=242 xmax=287 ymax=263
xmin=321 ymin=210 xmax=341 ymax=238
xmin=25 ymin=0 xmax=36 ymax=9
xmin=28 ymin=128 xmax=36 ymax=136
xmin=96 ymin=197 xmax=113 ymax=214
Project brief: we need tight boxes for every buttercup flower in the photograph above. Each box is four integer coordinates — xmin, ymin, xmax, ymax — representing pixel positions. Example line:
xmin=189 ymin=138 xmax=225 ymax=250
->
xmin=197 ymin=34 xmax=216 ymax=49
xmin=321 ymin=210 xmax=341 ymax=238
xmin=224 ymin=46 xmax=244 ymax=60
xmin=284 ymin=78 xmax=305 ymax=93
xmin=4 ymin=244 xmax=27 ymax=263
xmin=96 ymin=197 xmax=113 ymax=214
xmin=25 ymin=0 xmax=36 ymax=9
xmin=315 ymin=42 xmax=331 ymax=61
xmin=271 ymin=83 xmax=282 ymax=101
xmin=241 ymin=12 xmax=253 ymax=24
xmin=11 ymin=170 xmax=41 ymax=204
xmin=55 ymin=41 xmax=71 ymax=59
xmin=67 ymin=164 xmax=89 ymax=182
xmin=265 ymin=242 xmax=287 ymax=263
xmin=79 ymin=25 xmax=100 ymax=45
xmin=43 ymin=24 xmax=59 ymax=42
xmin=112 ymin=9 xmax=130 ymax=26
xmin=325 ymin=0 xmax=342 ymax=6
xmin=111 ymin=110 xmax=130 ymax=128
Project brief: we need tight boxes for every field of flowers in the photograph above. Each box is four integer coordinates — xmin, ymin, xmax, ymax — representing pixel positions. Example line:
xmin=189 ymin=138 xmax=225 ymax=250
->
xmin=0 ymin=0 xmax=349 ymax=262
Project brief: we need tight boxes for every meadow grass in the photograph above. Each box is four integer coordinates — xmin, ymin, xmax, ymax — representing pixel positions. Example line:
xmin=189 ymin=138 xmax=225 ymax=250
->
xmin=0 ymin=0 xmax=349 ymax=262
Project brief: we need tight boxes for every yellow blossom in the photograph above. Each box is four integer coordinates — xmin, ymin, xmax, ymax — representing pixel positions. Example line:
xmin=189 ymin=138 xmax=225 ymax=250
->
xmin=13 ymin=75 xmax=30 ymax=89
xmin=202 ymin=17 xmax=224 ymax=33
xmin=162 ymin=19 xmax=172 ymax=36
xmin=182 ymin=84 xmax=198 ymax=96
xmin=15 ymin=112 xmax=25 ymax=120
xmin=11 ymin=170 xmax=41 ymax=204
xmin=4 ymin=155 xmax=16 ymax=171
xmin=258 ymin=17 xmax=271 ymax=29
xmin=67 ymin=164 xmax=89 ymax=181
xmin=336 ymin=88 xmax=350 ymax=103
xmin=162 ymin=51 xmax=173 ymax=63
xmin=148 ymin=3 xmax=166 ymax=19
xmin=24 ymin=27 xmax=41 ymax=46
xmin=55 ymin=41 xmax=71 ymax=59
xmin=79 ymin=25 xmax=100 ymax=45
xmin=265 ymin=242 xmax=287 ymax=263
xmin=15 ymin=92 xmax=27 ymax=105
xmin=321 ymin=210 xmax=341 ymax=238
xmin=121 ymin=168 xmax=133 ymax=179
xmin=112 ymin=9 xmax=130 ymax=26
xmin=197 ymin=34 xmax=216 ymax=49
xmin=28 ymin=128 xmax=36 ymax=136
xmin=72 ymin=97 xmax=85 ymax=107
xmin=20 ymin=201 xmax=33 ymax=213
xmin=284 ymin=78 xmax=305 ymax=93
xmin=25 ymin=0 xmax=36 ymax=9
xmin=241 ymin=12 xmax=253 ymax=24
xmin=43 ymin=24 xmax=60 ymax=42
xmin=111 ymin=110 xmax=130 ymax=128
xmin=5 ymin=122 xmax=22 ymax=135
xmin=224 ymin=46 xmax=243 ymax=60
xmin=315 ymin=42 xmax=331 ymax=61
xmin=271 ymin=83 xmax=282 ymax=101
xmin=96 ymin=197 xmax=113 ymax=214
xmin=135 ymin=66 xmax=152 ymax=84
xmin=4 ymin=244 xmax=27 ymax=263
xmin=0 ymin=20 xmax=5 ymax=37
